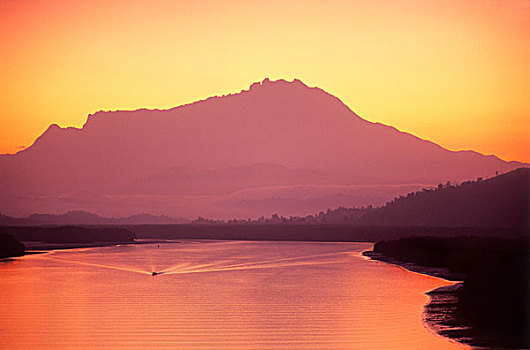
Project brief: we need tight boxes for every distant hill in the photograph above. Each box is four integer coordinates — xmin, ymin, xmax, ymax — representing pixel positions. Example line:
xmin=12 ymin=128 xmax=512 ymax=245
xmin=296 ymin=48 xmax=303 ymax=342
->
xmin=0 ymin=78 xmax=524 ymax=218
xmin=0 ymin=210 xmax=189 ymax=226
xmin=357 ymin=168 xmax=530 ymax=228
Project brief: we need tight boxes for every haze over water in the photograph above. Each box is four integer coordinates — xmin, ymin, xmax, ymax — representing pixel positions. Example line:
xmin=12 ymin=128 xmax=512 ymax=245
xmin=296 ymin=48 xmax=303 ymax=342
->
xmin=0 ymin=241 xmax=469 ymax=349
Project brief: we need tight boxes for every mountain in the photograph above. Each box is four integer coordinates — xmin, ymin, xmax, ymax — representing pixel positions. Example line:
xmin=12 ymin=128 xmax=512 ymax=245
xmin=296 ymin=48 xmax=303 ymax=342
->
xmin=357 ymin=168 xmax=530 ymax=228
xmin=0 ymin=78 xmax=524 ymax=218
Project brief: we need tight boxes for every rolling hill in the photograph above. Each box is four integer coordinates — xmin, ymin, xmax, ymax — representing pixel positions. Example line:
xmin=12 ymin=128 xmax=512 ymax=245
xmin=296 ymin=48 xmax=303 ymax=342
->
xmin=357 ymin=167 xmax=529 ymax=228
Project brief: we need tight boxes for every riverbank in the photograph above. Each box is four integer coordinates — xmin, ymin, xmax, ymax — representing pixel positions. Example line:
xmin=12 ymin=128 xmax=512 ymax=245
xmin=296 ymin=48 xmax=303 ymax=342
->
xmin=22 ymin=239 xmax=166 ymax=252
xmin=363 ymin=236 xmax=530 ymax=349
xmin=363 ymin=250 xmax=471 ymax=346
xmin=0 ymin=232 xmax=25 ymax=259
xmin=0 ymin=226 xmax=138 ymax=256
xmin=362 ymin=250 xmax=464 ymax=281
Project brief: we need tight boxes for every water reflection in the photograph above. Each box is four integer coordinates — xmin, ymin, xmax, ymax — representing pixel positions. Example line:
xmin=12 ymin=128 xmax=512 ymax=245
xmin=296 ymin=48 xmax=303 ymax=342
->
xmin=0 ymin=241 xmax=470 ymax=349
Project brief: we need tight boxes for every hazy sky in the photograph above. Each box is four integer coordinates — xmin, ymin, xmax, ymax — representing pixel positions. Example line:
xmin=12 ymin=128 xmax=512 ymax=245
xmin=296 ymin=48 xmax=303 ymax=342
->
xmin=1 ymin=0 xmax=528 ymax=162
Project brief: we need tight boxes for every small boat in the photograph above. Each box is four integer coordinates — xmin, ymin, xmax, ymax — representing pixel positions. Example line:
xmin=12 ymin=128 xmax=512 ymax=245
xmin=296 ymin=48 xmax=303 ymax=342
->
xmin=152 ymin=272 xmax=159 ymax=276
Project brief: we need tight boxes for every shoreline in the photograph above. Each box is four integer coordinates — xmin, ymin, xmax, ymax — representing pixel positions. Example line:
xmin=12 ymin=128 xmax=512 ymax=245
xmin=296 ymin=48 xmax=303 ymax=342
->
xmin=362 ymin=250 xmax=479 ymax=349
xmin=363 ymin=248 xmax=529 ymax=349
xmin=361 ymin=250 xmax=465 ymax=281
xmin=23 ymin=239 xmax=167 ymax=253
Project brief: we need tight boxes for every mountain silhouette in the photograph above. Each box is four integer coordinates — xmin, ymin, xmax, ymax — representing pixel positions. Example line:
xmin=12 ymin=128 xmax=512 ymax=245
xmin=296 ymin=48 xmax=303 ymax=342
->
xmin=0 ymin=78 xmax=524 ymax=218
xmin=0 ymin=210 xmax=188 ymax=226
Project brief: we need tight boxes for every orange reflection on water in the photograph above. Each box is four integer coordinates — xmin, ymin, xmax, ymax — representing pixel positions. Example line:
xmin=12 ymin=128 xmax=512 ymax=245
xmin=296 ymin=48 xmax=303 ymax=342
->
xmin=0 ymin=241 xmax=470 ymax=349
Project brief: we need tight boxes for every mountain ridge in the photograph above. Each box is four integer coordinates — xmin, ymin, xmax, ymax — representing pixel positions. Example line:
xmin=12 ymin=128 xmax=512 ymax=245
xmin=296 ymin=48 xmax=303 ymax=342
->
xmin=9 ymin=79 xmax=523 ymax=166
xmin=0 ymin=210 xmax=189 ymax=226
xmin=0 ymin=78 xmax=525 ymax=217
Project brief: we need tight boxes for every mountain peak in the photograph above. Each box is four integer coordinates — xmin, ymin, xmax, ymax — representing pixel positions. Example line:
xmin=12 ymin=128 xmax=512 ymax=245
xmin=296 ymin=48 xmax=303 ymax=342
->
xmin=0 ymin=78 xmax=525 ymax=218
xmin=249 ymin=78 xmax=309 ymax=91
xmin=82 ymin=79 xmax=318 ymax=129
xmin=41 ymin=123 xmax=64 ymax=136
xmin=81 ymin=77 xmax=352 ymax=132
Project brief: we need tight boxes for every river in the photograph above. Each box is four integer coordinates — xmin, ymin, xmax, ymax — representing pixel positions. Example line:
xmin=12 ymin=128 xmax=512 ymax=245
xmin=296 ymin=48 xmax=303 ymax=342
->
xmin=0 ymin=240 xmax=470 ymax=349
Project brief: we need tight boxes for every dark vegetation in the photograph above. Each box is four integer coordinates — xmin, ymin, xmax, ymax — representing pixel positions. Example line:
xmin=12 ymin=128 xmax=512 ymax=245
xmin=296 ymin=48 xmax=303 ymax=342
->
xmin=4 ymin=226 xmax=135 ymax=244
xmin=372 ymin=236 xmax=530 ymax=348
xmin=0 ymin=232 xmax=25 ymax=258
xmin=358 ymin=168 xmax=529 ymax=228
xmin=193 ymin=206 xmax=373 ymax=225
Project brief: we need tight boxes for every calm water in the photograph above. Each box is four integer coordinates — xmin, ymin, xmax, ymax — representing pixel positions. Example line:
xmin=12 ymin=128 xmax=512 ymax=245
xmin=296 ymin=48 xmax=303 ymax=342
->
xmin=0 ymin=241 xmax=470 ymax=349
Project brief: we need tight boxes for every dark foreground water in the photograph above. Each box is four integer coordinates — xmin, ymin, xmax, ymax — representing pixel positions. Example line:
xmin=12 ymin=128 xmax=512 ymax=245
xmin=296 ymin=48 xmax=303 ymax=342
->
xmin=0 ymin=241 xmax=469 ymax=349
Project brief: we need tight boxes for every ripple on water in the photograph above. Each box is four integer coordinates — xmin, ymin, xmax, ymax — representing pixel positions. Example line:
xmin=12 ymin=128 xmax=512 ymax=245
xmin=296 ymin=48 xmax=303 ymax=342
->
xmin=0 ymin=241 xmax=470 ymax=350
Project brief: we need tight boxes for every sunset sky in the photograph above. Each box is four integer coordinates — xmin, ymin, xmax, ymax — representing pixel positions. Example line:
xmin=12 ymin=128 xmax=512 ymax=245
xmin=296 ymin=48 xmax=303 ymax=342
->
xmin=1 ymin=0 xmax=528 ymax=162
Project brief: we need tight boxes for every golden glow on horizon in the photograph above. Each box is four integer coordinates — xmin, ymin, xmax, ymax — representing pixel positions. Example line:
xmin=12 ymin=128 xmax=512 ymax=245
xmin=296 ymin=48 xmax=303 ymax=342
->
xmin=1 ymin=0 xmax=529 ymax=161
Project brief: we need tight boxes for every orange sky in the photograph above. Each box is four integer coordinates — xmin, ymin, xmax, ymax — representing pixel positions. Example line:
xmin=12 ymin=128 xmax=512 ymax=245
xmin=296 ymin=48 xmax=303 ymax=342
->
xmin=1 ymin=0 xmax=529 ymax=162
